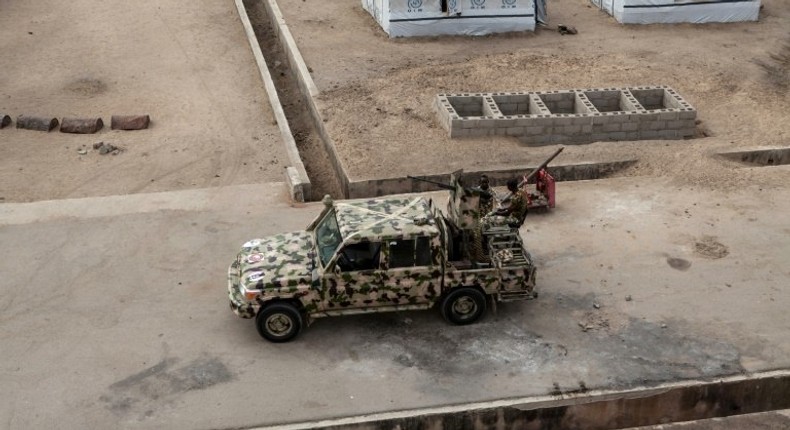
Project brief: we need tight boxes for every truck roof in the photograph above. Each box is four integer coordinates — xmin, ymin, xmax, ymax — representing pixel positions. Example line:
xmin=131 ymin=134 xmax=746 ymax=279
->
xmin=335 ymin=196 xmax=440 ymax=242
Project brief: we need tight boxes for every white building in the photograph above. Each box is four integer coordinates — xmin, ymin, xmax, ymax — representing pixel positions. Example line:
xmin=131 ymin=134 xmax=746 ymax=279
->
xmin=362 ymin=0 xmax=545 ymax=37
xmin=589 ymin=0 xmax=761 ymax=24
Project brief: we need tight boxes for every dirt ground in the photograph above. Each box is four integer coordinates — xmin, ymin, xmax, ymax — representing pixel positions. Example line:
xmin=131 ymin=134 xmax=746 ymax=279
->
xmin=277 ymin=0 xmax=790 ymax=190
xmin=0 ymin=0 xmax=288 ymax=203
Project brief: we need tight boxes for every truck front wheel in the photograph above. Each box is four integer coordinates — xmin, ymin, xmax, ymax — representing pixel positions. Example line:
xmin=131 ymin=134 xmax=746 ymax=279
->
xmin=441 ymin=288 xmax=486 ymax=325
xmin=256 ymin=302 xmax=302 ymax=342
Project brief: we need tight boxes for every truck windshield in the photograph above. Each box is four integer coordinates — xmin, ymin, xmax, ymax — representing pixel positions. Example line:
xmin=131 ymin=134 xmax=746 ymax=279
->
xmin=315 ymin=209 xmax=343 ymax=267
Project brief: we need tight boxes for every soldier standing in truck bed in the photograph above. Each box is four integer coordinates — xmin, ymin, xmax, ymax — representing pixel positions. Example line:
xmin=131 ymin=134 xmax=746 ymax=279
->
xmin=484 ymin=178 xmax=528 ymax=229
xmin=469 ymin=175 xmax=496 ymax=265
xmin=475 ymin=174 xmax=496 ymax=217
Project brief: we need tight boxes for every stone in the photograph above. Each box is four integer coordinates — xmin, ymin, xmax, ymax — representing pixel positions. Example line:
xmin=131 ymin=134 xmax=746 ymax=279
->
xmin=16 ymin=115 xmax=58 ymax=132
xmin=0 ymin=114 xmax=11 ymax=129
xmin=60 ymin=117 xmax=104 ymax=134
xmin=111 ymin=115 xmax=150 ymax=130
xmin=98 ymin=143 xmax=117 ymax=155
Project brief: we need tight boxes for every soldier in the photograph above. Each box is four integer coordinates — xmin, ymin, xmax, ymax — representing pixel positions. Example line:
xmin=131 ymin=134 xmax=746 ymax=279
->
xmin=475 ymin=174 xmax=496 ymax=217
xmin=484 ymin=178 xmax=528 ymax=229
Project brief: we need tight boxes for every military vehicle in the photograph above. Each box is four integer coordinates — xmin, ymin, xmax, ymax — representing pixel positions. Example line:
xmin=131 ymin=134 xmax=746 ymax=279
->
xmin=227 ymin=174 xmax=537 ymax=342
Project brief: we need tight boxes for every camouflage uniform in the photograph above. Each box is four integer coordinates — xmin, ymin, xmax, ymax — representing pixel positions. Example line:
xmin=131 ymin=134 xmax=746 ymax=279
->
xmin=482 ymin=188 xmax=528 ymax=229
xmin=469 ymin=187 xmax=496 ymax=264
xmin=476 ymin=187 xmax=496 ymax=217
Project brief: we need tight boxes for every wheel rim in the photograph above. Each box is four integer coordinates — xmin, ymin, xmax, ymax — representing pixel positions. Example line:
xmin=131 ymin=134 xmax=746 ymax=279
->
xmin=452 ymin=296 xmax=478 ymax=318
xmin=265 ymin=313 xmax=293 ymax=336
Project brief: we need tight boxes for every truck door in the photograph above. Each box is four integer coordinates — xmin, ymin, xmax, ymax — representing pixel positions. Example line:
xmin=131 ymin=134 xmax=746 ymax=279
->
xmin=379 ymin=236 xmax=442 ymax=305
xmin=322 ymin=241 xmax=385 ymax=310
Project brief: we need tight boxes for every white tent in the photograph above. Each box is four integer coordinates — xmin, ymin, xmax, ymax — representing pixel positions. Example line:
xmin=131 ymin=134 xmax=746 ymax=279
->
xmin=589 ymin=0 xmax=760 ymax=24
xmin=362 ymin=0 xmax=540 ymax=38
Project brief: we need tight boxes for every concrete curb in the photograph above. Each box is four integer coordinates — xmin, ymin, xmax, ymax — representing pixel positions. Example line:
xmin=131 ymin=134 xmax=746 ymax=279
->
xmin=261 ymin=0 xmax=351 ymax=199
xmin=347 ymin=160 xmax=638 ymax=198
xmin=234 ymin=0 xmax=310 ymax=202
xmin=257 ymin=370 xmax=790 ymax=430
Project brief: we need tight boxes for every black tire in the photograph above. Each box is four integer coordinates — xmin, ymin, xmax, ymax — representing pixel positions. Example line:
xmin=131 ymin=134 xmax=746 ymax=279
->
xmin=440 ymin=287 xmax=487 ymax=325
xmin=255 ymin=302 xmax=302 ymax=342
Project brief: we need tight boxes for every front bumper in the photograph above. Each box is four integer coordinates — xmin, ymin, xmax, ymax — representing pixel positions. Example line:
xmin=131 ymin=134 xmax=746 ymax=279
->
xmin=228 ymin=259 xmax=257 ymax=319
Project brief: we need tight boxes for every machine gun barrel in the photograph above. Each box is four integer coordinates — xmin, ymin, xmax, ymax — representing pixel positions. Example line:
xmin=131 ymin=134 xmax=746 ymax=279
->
xmin=408 ymin=175 xmax=492 ymax=197
xmin=521 ymin=147 xmax=564 ymax=186
xmin=407 ymin=175 xmax=454 ymax=191
xmin=499 ymin=146 xmax=564 ymax=203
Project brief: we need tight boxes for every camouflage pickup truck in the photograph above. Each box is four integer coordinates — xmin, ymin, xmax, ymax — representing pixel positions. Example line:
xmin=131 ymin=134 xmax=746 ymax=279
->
xmin=228 ymin=177 xmax=537 ymax=342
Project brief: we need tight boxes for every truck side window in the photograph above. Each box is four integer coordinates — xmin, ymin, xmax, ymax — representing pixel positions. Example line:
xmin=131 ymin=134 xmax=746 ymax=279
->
xmin=389 ymin=240 xmax=415 ymax=268
xmin=389 ymin=237 xmax=432 ymax=268
xmin=415 ymin=237 xmax=431 ymax=266
xmin=337 ymin=241 xmax=381 ymax=272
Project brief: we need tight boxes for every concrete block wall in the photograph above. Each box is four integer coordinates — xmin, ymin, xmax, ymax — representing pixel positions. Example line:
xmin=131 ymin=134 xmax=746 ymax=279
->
xmin=435 ymin=86 xmax=697 ymax=145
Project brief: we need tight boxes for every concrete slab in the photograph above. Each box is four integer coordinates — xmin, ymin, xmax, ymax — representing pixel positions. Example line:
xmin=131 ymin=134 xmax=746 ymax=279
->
xmin=1 ymin=173 xmax=789 ymax=429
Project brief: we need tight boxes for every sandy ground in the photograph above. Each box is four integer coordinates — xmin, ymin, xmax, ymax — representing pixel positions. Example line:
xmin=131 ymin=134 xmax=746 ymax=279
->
xmin=0 ymin=0 xmax=288 ymax=202
xmin=276 ymin=0 xmax=790 ymax=189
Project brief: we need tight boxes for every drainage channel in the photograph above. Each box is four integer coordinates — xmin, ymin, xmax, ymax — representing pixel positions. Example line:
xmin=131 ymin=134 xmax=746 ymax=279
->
xmin=719 ymin=147 xmax=790 ymax=166
xmin=253 ymin=371 xmax=790 ymax=430
xmin=242 ymin=0 xmax=343 ymax=200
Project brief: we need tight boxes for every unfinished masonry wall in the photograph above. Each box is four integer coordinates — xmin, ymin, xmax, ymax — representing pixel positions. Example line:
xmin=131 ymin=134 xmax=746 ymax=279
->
xmin=435 ymin=86 xmax=697 ymax=145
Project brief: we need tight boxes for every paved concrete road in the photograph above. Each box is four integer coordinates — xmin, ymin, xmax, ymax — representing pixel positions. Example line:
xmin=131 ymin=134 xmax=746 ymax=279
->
xmin=1 ymin=175 xmax=789 ymax=429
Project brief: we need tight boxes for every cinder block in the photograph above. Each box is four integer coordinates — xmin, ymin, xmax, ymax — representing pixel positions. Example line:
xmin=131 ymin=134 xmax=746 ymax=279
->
xmin=638 ymin=113 xmax=661 ymax=122
xmin=659 ymin=111 xmax=679 ymax=121
xmin=592 ymin=115 xmax=610 ymax=125
xmin=506 ymin=127 xmax=524 ymax=136
xmin=461 ymin=119 xmax=479 ymax=129
xmin=649 ymin=121 xmax=667 ymax=130
xmin=679 ymin=128 xmax=695 ymax=138
xmin=525 ymin=126 xmax=544 ymax=135
xmin=639 ymin=130 xmax=659 ymax=139
xmin=626 ymin=132 xmax=639 ymax=140
xmin=608 ymin=131 xmax=627 ymax=140
xmin=603 ymin=123 xmax=621 ymax=132
xmin=679 ymin=110 xmax=697 ymax=120
xmin=622 ymin=122 xmax=639 ymax=132
xmin=478 ymin=118 xmax=498 ymax=128
xmin=611 ymin=114 xmax=630 ymax=123
xmin=581 ymin=125 xmax=593 ymax=133
xmin=658 ymin=130 xmax=678 ymax=139
xmin=533 ymin=117 xmax=555 ymax=127
xmin=514 ymin=117 xmax=533 ymax=127
xmin=572 ymin=116 xmax=592 ymax=125
xmin=553 ymin=116 xmax=573 ymax=126
xmin=564 ymin=125 xmax=581 ymax=134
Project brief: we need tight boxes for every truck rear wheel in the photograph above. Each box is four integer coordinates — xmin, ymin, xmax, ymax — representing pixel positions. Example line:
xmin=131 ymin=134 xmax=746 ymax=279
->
xmin=256 ymin=302 xmax=302 ymax=342
xmin=441 ymin=287 xmax=486 ymax=325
